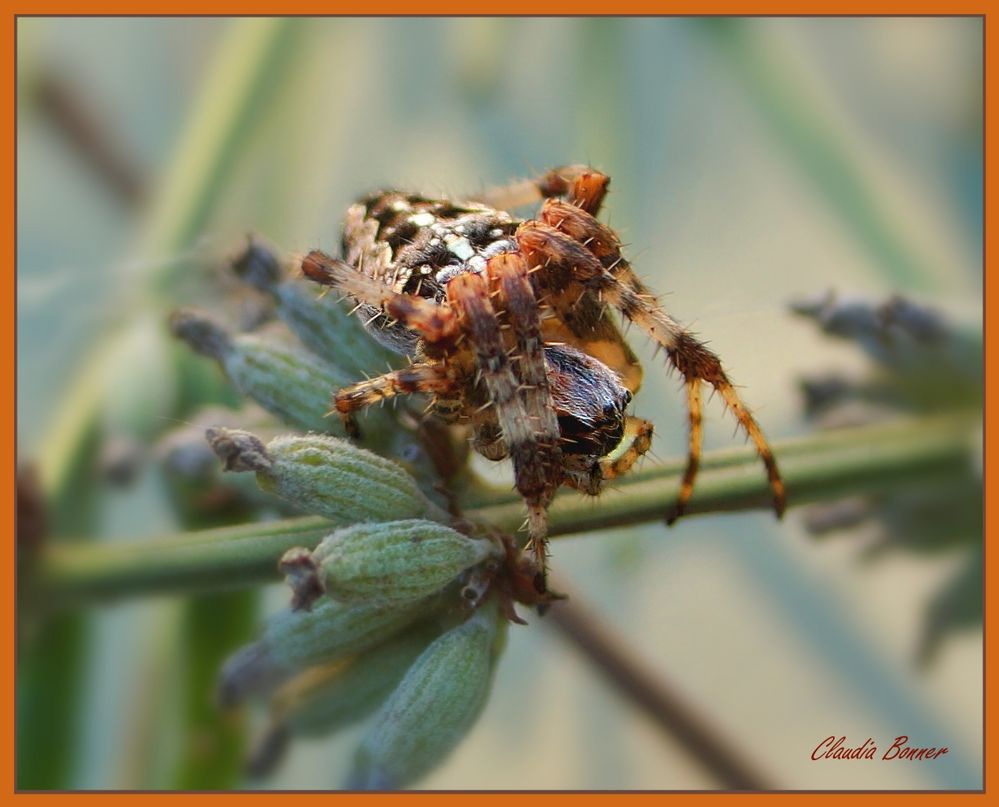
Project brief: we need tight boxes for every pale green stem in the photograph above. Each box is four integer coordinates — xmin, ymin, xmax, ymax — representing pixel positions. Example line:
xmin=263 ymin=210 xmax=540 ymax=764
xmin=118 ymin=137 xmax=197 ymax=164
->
xmin=35 ymin=415 xmax=976 ymax=608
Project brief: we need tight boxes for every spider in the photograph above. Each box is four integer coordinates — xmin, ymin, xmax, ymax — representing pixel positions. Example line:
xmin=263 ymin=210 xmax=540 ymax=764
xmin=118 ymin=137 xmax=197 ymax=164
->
xmin=301 ymin=166 xmax=786 ymax=595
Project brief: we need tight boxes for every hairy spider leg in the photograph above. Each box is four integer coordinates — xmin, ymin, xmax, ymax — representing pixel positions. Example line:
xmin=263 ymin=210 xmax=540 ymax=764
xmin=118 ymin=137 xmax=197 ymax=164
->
xmin=332 ymin=364 xmax=454 ymax=419
xmin=539 ymin=192 xmax=786 ymax=521
xmin=601 ymin=416 xmax=655 ymax=480
xmin=536 ymin=200 xmax=754 ymax=521
xmin=562 ymin=416 xmax=655 ymax=495
xmin=489 ymin=252 xmax=563 ymax=584
xmin=516 ymin=220 xmax=787 ymax=522
xmin=301 ymin=250 xmax=459 ymax=343
xmin=673 ymin=380 xmax=703 ymax=523
xmin=448 ymin=269 xmax=557 ymax=592
xmin=474 ymin=165 xmax=608 ymax=217
xmin=301 ymin=250 xmax=463 ymax=435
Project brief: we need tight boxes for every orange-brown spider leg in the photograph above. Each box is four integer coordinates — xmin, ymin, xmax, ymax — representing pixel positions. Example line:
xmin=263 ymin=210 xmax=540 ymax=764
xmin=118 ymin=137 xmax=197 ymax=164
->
xmin=301 ymin=250 xmax=459 ymax=344
xmin=332 ymin=364 xmax=455 ymax=435
xmin=475 ymin=165 xmax=608 ymax=216
xmin=518 ymin=222 xmax=787 ymax=521
xmin=539 ymin=198 xmax=635 ymax=279
xmin=448 ymin=268 xmax=558 ymax=593
xmin=667 ymin=380 xmax=703 ymax=525
xmin=533 ymin=206 xmax=786 ymax=519
xmin=563 ymin=416 xmax=654 ymax=495
xmin=489 ymin=252 xmax=563 ymax=584
xmin=601 ymin=416 xmax=655 ymax=480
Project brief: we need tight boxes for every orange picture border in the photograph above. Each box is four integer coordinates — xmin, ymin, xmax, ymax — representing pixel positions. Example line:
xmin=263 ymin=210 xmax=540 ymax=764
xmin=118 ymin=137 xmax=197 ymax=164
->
xmin=3 ymin=5 xmax=991 ymax=804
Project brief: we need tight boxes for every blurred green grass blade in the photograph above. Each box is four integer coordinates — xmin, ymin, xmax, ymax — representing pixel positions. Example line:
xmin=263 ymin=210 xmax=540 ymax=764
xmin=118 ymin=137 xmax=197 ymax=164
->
xmin=17 ymin=426 xmax=101 ymax=789
xmin=144 ymin=18 xmax=303 ymax=294
xmin=37 ymin=17 xmax=304 ymax=502
xmin=699 ymin=19 xmax=947 ymax=293
xmin=578 ymin=19 xmax=626 ymax=169
xmin=24 ymin=18 xmax=304 ymax=790
xmin=165 ymin=474 xmax=265 ymax=789
xmin=173 ymin=592 xmax=259 ymax=789
xmin=16 ymin=615 xmax=89 ymax=789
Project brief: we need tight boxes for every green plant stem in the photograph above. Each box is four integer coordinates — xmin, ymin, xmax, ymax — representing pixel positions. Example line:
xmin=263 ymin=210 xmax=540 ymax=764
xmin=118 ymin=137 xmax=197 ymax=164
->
xmin=546 ymin=581 xmax=773 ymax=790
xmin=33 ymin=415 xmax=975 ymax=609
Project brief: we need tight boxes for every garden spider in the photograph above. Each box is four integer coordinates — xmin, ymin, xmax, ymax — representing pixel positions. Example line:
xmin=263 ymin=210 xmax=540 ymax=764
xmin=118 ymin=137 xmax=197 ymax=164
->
xmin=301 ymin=166 xmax=786 ymax=594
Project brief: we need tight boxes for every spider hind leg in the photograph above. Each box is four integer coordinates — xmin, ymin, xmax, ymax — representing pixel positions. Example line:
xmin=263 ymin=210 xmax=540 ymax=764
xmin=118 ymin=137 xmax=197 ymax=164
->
xmin=474 ymin=165 xmax=609 ymax=216
xmin=563 ymin=416 xmax=655 ymax=496
xmin=518 ymin=218 xmax=786 ymax=522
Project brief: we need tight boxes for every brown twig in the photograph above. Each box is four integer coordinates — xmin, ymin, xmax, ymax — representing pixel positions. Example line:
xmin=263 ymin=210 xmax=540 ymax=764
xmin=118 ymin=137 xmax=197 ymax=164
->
xmin=545 ymin=579 xmax=774 ymax=791
xmin=31 ymin=68 xmax=148 ymax=207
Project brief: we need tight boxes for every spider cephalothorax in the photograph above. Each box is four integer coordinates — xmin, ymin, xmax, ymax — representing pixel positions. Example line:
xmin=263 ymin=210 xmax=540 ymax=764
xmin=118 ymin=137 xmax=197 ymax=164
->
xmin=302 ymin=166 xmax=786 ymax=594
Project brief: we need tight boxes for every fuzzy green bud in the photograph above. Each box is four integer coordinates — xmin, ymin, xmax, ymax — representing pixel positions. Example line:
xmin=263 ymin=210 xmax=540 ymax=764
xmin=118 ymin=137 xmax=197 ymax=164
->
xmin=231 ymin=237 xmax=396 ymax=378
xmin=207 ymin=429 xmax=448 ymax=525
xmin=279 ymin=519 xmax=501 ymax=609
xmin=218 ymin=595 xmax=440 ymax=707
xmin=273 ymin=280 xmax=397 ymax=379
xmin=222 ymin=332 xmax=349 ymax=434
xmin=172 ymin=308 xmax=396 ymax=435
xmin=347 ymin=599 xmax=503 ymax=789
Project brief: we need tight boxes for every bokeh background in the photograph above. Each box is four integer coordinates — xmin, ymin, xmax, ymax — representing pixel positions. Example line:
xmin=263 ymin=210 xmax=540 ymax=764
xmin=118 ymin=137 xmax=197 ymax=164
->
xmin=17 ymin=17 xmax=982 ymax=790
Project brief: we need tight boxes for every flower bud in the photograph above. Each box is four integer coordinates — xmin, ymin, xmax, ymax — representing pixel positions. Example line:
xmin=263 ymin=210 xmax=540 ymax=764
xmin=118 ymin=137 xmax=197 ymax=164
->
xmin=207 ymin=429 xmax=449 ymax=525
xmin=280 ymin=519 xmax=500 ymax=609
xmin=283 ymin=620 xmax=443 ymax=734
xmin=347 ymin=598 xmax=503 ymax=789
xmin=172 ymin=308 xmax=395 ymax=435
xmin=217 ymin=594 xmax=440 ymax=707
xmin=230 ymin=237 xmax=396 ymax=379
xmin=223 ymin=331 xmax=351 ymax=434
xmin=246 ymin=620 xmax=443 ymax=777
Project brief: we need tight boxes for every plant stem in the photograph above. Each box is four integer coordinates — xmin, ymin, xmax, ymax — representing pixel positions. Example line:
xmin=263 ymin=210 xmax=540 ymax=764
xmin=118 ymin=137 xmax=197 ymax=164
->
xmin=33 ymin=415 xmax=975 ymax=609
xmin=546 ymin=581 xmax=773 ymax=790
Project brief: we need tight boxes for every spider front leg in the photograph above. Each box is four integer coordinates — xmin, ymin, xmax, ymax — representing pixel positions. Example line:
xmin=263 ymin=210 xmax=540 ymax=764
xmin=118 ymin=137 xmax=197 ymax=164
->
xmin=301 ymin=250 xmax=459 ymax=344
xmin=332 ymin=364 xmax=455 ymax=437
xmin=564 ymin=416 xmax=655 ymax=495
xmin=448 ymin=260 xmax=561 ymax=593
xmin=475 ymin=165 xmax=609 ymax=216
xmin=518 ymin=221 xmax=786 ymax=522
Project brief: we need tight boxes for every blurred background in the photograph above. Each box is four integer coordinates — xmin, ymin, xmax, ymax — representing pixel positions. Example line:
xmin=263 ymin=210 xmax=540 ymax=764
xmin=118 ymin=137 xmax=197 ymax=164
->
xmin=16 ymin=17 xmax=982 ymax=790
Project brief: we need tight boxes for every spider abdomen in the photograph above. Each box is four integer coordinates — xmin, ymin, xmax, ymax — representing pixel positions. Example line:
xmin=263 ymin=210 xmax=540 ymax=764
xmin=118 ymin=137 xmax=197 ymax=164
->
xmin=544 ymin=345 xmax=631 ymax=457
